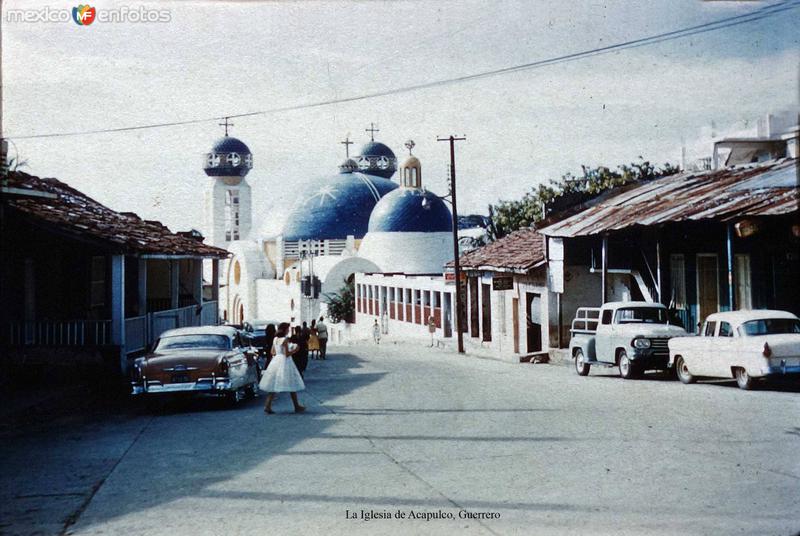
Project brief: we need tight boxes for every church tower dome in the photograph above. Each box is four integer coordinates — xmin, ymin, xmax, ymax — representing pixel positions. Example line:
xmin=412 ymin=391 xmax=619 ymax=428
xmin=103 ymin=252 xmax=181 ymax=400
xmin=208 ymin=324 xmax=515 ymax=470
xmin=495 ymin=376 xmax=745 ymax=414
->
xmin=204 ymin=118 xmax=253 ymax=248
xmin=398 ymin=140 xmax=422 ymax=188
xmin=354 ymin=123 xmax=397 ymax=179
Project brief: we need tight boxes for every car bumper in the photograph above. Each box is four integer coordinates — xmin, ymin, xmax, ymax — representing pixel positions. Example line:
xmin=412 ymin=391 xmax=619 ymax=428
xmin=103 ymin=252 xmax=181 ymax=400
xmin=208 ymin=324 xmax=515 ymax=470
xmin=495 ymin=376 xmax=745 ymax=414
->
xmin=761 ymin=364 xmax=800 ymax=377
xmin=131 ymin=377 xmax=232 ymax=395
xmin=630 ymin=349 xmax=670 ymax=369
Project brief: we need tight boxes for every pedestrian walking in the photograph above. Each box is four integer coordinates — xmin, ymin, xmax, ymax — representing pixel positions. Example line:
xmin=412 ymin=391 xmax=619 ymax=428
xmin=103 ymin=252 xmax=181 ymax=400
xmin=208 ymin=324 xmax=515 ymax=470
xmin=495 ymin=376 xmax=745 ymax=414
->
xmin=372 ymin=319 xmax=381 ymax=344
xmin=290 ymin=325 xmax=309 ymax=378
xmin=262 ymin=323 xmax=276 ymax=369
xmin=316 ymin=316 xmax=328 ymax=359
xmin=427 ymin=315 xmax=436 ymax=347
xmin=308 ymin=319 xmax=320 ymax=359
xmin=259 ymin=322 xmax=306 ymax=414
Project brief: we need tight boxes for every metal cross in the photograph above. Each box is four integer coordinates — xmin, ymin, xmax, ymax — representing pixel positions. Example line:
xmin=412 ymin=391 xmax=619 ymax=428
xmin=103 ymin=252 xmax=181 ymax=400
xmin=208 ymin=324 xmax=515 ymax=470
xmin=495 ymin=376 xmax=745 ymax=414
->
xmin=340 ymin=135 xmax=353 ymax=157
xmin=365 ymin=123 xmax=380 ymax=141
xmin=219 ymin=117 xmax=234 ymax=136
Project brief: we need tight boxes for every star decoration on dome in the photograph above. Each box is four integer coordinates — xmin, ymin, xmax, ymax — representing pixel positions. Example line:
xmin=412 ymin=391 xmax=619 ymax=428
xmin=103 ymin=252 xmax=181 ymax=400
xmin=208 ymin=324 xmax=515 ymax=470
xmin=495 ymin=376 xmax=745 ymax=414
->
xmin=304 ymin=184 xmax=339 ymax=207
xmin=226 ymin=153 xmax=241 ymax=166
xmin=206 ymin=153 xmax=221 ymax=167
xmin=376 ymin=156 xmax=390 ymax=170
xmin=357 ymin=156 xmax=371 ymax=170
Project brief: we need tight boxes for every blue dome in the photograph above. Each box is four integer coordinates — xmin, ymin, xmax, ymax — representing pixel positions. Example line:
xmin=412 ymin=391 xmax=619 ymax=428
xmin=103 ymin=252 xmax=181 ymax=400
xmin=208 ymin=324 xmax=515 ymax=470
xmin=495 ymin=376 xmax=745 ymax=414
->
xmin=204 ymin=136 xmax=253 ymax=178
xmin=355 ymin=142 xmax=397 ymax=179
xmin=368 ymin=188 xmax=452 ymax=233
xmin=212 ymin=136 xmax=251 ymax=154
xmin=282 ymin=172 xmax=399 ymax=241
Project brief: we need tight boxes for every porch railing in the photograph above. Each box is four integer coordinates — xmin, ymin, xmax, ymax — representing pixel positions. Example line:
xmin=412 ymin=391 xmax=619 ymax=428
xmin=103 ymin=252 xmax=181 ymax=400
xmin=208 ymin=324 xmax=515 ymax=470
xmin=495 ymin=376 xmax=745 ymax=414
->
xmin=125 ymin=301 xmax=219 ymax=355
xmin=2 ymin=301 xmax=218 ymax=355
xmin=3 ymin=320 xmax=112 ymax=347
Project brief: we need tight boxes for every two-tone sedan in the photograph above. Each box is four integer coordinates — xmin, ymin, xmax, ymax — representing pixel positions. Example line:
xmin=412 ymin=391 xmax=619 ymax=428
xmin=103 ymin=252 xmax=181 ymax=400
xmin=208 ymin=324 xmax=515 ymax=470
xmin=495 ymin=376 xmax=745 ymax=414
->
xmin=131 ymin=326 xmax=260 ymax=403
xmin=669 ymin=310 xmax=800 ymax=390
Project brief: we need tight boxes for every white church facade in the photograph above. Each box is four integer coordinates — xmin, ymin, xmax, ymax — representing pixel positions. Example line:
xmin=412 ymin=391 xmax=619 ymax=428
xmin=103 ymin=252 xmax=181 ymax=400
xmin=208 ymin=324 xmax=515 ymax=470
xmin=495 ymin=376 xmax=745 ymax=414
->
xmin=201 ymin=127 xmax=455 ymax=326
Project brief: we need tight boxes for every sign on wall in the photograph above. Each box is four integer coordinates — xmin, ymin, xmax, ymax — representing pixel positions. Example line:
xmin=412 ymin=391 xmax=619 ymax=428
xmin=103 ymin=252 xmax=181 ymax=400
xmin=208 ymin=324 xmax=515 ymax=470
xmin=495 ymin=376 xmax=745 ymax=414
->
xmin=492 ymin=276 xmax=513 ymax=291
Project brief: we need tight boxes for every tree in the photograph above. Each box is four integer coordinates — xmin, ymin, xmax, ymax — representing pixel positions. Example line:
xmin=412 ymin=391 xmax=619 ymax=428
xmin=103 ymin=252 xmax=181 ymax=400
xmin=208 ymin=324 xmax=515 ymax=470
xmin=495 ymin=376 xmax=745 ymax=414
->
xmin=486 ymin=158 xmax=679 ymax=240
xmin=324 ymin=278 xmax=355 ymax=324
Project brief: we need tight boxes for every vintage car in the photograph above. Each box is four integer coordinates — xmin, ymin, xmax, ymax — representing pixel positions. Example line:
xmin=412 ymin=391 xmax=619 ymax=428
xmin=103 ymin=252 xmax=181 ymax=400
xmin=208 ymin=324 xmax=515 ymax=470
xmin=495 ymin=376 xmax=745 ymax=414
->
xmin=669 ymin=310 xmax=800 ymax=390
xmin=570 ymin=301 xmax=688 ymax=379
xmin=131 ymin=326 xmax=261 ymax=403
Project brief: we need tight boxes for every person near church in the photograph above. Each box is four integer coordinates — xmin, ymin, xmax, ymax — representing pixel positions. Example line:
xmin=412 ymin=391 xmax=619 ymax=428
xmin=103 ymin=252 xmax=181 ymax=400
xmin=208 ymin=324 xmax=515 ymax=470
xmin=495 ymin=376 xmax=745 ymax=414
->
xmin=372 ymin=319 xmax=381 ymax=344
xmin=427 ymin=316 xmax=436 ymax=347
xmin=260 ymin=322 xmax=305 ymax=414
xmin=261 ymin=323 xmax=276 ymax=369
xmin=290 ymin=325 xmax=309 ymax=377
xmin=316 ymin=316 xmax=328 ymax=359
xmin=308 ymin=319 xmax=320 ymax=359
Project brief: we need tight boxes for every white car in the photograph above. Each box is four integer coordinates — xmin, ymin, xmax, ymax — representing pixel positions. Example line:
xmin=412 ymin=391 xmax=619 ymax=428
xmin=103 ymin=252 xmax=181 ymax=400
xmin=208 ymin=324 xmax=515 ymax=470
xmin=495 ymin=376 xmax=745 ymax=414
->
xmin=669 ymin=310 xmax=800 ymax=390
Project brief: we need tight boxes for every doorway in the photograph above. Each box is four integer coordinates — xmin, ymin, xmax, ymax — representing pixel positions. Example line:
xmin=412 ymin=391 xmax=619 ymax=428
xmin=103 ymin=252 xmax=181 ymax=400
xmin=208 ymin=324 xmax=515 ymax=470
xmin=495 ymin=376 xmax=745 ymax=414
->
xmin=469 ymin=277 xmax=479 ymax=338
xmin=512 ymin=297 xmax=520 ymax=353
xmin=481 ymin=283 xmax=492 ymax=341
xmin=526 ymin=292 xmax=542 ymax=353
xmin=696 ymin=254 xmax=719 ymax=326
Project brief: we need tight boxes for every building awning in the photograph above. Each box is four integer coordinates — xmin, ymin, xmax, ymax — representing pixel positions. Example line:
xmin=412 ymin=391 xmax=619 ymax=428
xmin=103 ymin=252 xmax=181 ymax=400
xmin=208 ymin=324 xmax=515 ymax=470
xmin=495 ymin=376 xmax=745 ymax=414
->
xmin=3 ymin=171 xmax=229 ymax=258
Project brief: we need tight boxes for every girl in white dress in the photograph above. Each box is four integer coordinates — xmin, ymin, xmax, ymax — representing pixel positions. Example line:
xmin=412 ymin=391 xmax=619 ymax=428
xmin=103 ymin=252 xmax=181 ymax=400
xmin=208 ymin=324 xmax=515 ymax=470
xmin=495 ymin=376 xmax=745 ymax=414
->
xmin=259 ymin=322 xmax=306 ymax=414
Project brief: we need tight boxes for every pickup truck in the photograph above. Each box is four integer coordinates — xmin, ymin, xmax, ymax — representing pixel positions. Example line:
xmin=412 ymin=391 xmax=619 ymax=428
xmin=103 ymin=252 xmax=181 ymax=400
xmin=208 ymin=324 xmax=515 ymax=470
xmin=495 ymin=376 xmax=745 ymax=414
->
xmin=570 ymin=301 xmax=688 ymax=379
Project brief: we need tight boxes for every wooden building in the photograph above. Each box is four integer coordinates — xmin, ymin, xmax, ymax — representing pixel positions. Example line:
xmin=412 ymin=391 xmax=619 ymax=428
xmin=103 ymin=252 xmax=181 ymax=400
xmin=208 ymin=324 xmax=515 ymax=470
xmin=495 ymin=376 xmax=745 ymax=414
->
xmin=1 ymin=171 xmax=229 ymax=375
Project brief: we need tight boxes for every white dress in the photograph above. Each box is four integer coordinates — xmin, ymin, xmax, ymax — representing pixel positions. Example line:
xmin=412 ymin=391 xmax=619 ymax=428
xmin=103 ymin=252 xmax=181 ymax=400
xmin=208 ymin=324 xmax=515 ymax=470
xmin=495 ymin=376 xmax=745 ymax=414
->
xmin=259 ymin=337 xmax=306 ymax=393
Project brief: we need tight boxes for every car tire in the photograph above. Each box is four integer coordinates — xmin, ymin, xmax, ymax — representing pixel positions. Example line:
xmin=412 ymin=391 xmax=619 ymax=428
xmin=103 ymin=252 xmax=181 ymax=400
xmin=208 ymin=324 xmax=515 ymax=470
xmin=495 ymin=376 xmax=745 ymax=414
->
xmin=574 ymin=349 xmax=590 ymax=376
xmin=619 ymin=350 xmax=636 ymax=380
xmin=734 ymin=367 xmax=754 ymax=390
xmin=675 ymin=356 xmax=695 ymax=384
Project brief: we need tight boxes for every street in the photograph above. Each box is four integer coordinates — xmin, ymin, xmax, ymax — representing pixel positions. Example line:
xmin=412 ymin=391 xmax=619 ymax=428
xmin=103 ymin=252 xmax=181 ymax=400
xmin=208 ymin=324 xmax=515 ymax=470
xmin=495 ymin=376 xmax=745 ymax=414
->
xmin=1 ymin=341 xmax=799 ymax=536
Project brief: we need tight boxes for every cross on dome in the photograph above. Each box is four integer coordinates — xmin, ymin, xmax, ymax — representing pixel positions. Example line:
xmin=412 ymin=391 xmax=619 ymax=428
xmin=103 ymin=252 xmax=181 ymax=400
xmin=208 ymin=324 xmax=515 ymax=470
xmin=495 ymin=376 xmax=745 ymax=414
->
xmin=405 ymin=139 xmax=415 ymax=155
xmin=365 ymin=123 xmax=380 ymax=141
xmin=218 ymin=117 xmax=234 ymax=137
xmin=340 ymin=134 xmax=354 ymax=157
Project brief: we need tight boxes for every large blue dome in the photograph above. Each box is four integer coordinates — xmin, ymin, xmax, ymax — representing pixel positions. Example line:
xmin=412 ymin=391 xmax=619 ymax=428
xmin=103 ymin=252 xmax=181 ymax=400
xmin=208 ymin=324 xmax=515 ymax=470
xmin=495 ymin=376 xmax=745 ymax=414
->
xmin=368 ymin=188 xmax=452 ymax=233
xmin=282 ymin=171 xmax=399 ymax=241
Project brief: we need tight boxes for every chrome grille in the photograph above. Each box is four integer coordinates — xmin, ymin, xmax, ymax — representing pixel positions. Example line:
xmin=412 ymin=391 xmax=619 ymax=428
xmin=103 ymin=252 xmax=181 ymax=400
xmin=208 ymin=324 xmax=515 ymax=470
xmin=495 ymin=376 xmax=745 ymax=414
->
xmin=650 ymin=338 xmax=669 ymax=356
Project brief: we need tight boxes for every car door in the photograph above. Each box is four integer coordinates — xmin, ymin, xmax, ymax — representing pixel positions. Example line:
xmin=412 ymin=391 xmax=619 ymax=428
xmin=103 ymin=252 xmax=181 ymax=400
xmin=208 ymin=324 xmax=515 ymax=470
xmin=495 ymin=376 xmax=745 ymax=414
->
xmin=710 ymin=321 xmax=735 ymax=378
xmin=689 ymin=320 xmax=716 ymax=376
xmin=595 ymin=308 xmax=614 ymax=363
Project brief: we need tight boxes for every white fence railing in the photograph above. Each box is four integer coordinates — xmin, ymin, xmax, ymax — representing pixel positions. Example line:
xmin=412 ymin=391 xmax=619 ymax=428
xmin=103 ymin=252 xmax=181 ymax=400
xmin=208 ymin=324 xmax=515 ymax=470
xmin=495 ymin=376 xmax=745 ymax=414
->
xmin=283 ymin=239 xmax=347 ymax=258
xmin=3 ymin=320 xmax=112 ymax=347
xmin=3 ymin=301 xmax=218 ymax=355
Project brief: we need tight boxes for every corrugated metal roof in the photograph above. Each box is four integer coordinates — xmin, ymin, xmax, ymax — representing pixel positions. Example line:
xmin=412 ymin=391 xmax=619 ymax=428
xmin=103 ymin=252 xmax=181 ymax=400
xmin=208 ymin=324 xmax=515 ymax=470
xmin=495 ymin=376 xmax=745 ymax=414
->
xmin=538 ymin=158 xmax=798 ymax=238
xmin=3 ymin=171 xmax=229 ymax=258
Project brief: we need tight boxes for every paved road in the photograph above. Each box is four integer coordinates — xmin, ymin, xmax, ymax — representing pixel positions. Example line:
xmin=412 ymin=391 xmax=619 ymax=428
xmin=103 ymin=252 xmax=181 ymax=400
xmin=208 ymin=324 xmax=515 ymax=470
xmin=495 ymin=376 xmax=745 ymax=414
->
xmin=2 ymin=342 xmax=799 ymax=536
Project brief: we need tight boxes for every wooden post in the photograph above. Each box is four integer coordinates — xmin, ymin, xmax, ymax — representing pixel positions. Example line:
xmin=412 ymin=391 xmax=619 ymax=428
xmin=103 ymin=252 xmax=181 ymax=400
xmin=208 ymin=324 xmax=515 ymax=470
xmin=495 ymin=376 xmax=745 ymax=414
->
xmin=170 ymin=259 xmax=179 ymax=310
xmin=137 ymin=258 xmax=147 ymax=316
xmin=601 ymin=234 xmax=608 ymax=304
xmin=212 ymin=258 xmax=220 ymax=324
xmin=110 ymin=254 xmax=126 ymax=374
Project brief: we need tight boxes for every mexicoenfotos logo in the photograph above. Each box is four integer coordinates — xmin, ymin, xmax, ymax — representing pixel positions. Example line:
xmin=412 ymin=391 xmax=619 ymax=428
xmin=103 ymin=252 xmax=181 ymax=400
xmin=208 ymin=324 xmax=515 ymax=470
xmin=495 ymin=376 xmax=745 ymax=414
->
xmin=4 ymin=5 xmax=172 ymax=24
xmin=72 ymin=5 xmax=96 ymax=26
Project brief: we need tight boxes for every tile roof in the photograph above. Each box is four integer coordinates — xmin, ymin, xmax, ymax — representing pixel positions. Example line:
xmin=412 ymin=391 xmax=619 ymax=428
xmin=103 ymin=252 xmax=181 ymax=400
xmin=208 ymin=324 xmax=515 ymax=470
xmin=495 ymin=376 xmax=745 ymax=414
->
xmin=3 ymin=171 xmax=228 ymax=258
xmin=449 ymin=228 xmax=546 ymax=273
xmin=538 ymin=158 xmax=799 ymax=238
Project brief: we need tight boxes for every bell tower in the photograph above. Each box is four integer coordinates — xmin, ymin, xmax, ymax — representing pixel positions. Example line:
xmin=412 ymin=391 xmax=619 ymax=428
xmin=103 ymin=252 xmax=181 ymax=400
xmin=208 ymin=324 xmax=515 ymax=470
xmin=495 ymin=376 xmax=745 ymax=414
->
xmin=203 ymin=118 xmax=253 ymax=248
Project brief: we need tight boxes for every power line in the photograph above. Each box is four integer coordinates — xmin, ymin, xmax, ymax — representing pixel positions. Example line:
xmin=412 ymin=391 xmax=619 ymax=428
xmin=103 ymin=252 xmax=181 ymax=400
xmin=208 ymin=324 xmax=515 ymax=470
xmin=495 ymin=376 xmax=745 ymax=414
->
xmin=6 ymin=0 xmax=798 ymax=141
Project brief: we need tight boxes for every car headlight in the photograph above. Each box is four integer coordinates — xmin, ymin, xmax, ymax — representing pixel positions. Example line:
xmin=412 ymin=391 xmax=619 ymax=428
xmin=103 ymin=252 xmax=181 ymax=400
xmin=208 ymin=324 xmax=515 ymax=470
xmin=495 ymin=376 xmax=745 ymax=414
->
xmin=632 ymin=338 xmax=651 ymax=349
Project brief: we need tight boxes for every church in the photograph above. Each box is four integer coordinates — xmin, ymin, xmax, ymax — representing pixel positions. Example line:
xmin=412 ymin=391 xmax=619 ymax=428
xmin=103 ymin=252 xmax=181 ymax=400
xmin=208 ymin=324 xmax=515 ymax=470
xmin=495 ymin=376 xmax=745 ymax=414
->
xmin=201 ymin=123 xmax=455 ymax=326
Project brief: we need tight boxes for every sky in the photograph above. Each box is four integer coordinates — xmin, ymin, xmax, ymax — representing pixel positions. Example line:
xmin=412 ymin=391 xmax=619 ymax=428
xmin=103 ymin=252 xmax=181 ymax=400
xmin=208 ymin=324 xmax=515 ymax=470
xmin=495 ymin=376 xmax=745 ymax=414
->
xmin=2 ymin=0 xmax=798 ymax=238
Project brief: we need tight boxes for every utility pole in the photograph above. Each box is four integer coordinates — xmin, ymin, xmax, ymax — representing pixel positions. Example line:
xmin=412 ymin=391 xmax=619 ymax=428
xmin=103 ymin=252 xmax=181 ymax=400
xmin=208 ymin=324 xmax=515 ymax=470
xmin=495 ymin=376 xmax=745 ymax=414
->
xmin=437 ymin=135 xmax=466 ymax=354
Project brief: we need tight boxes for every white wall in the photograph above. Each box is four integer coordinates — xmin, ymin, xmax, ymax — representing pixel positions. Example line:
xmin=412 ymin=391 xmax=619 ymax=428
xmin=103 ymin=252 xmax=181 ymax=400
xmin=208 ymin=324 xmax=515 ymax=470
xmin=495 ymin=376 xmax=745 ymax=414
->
xmin=358 ymin=231 xmax=453 ymax=274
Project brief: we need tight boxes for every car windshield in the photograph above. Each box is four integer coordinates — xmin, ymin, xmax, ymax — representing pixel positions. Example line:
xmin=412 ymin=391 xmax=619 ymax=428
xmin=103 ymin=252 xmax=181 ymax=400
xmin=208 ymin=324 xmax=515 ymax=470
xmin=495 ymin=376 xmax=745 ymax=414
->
xmin=156 ymin=334 xmax=230 ymax=351
xmin=616 ymin=307 xmax=667 ymax=324
xmin=738 ymin=318 xmax=800 ymax=336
